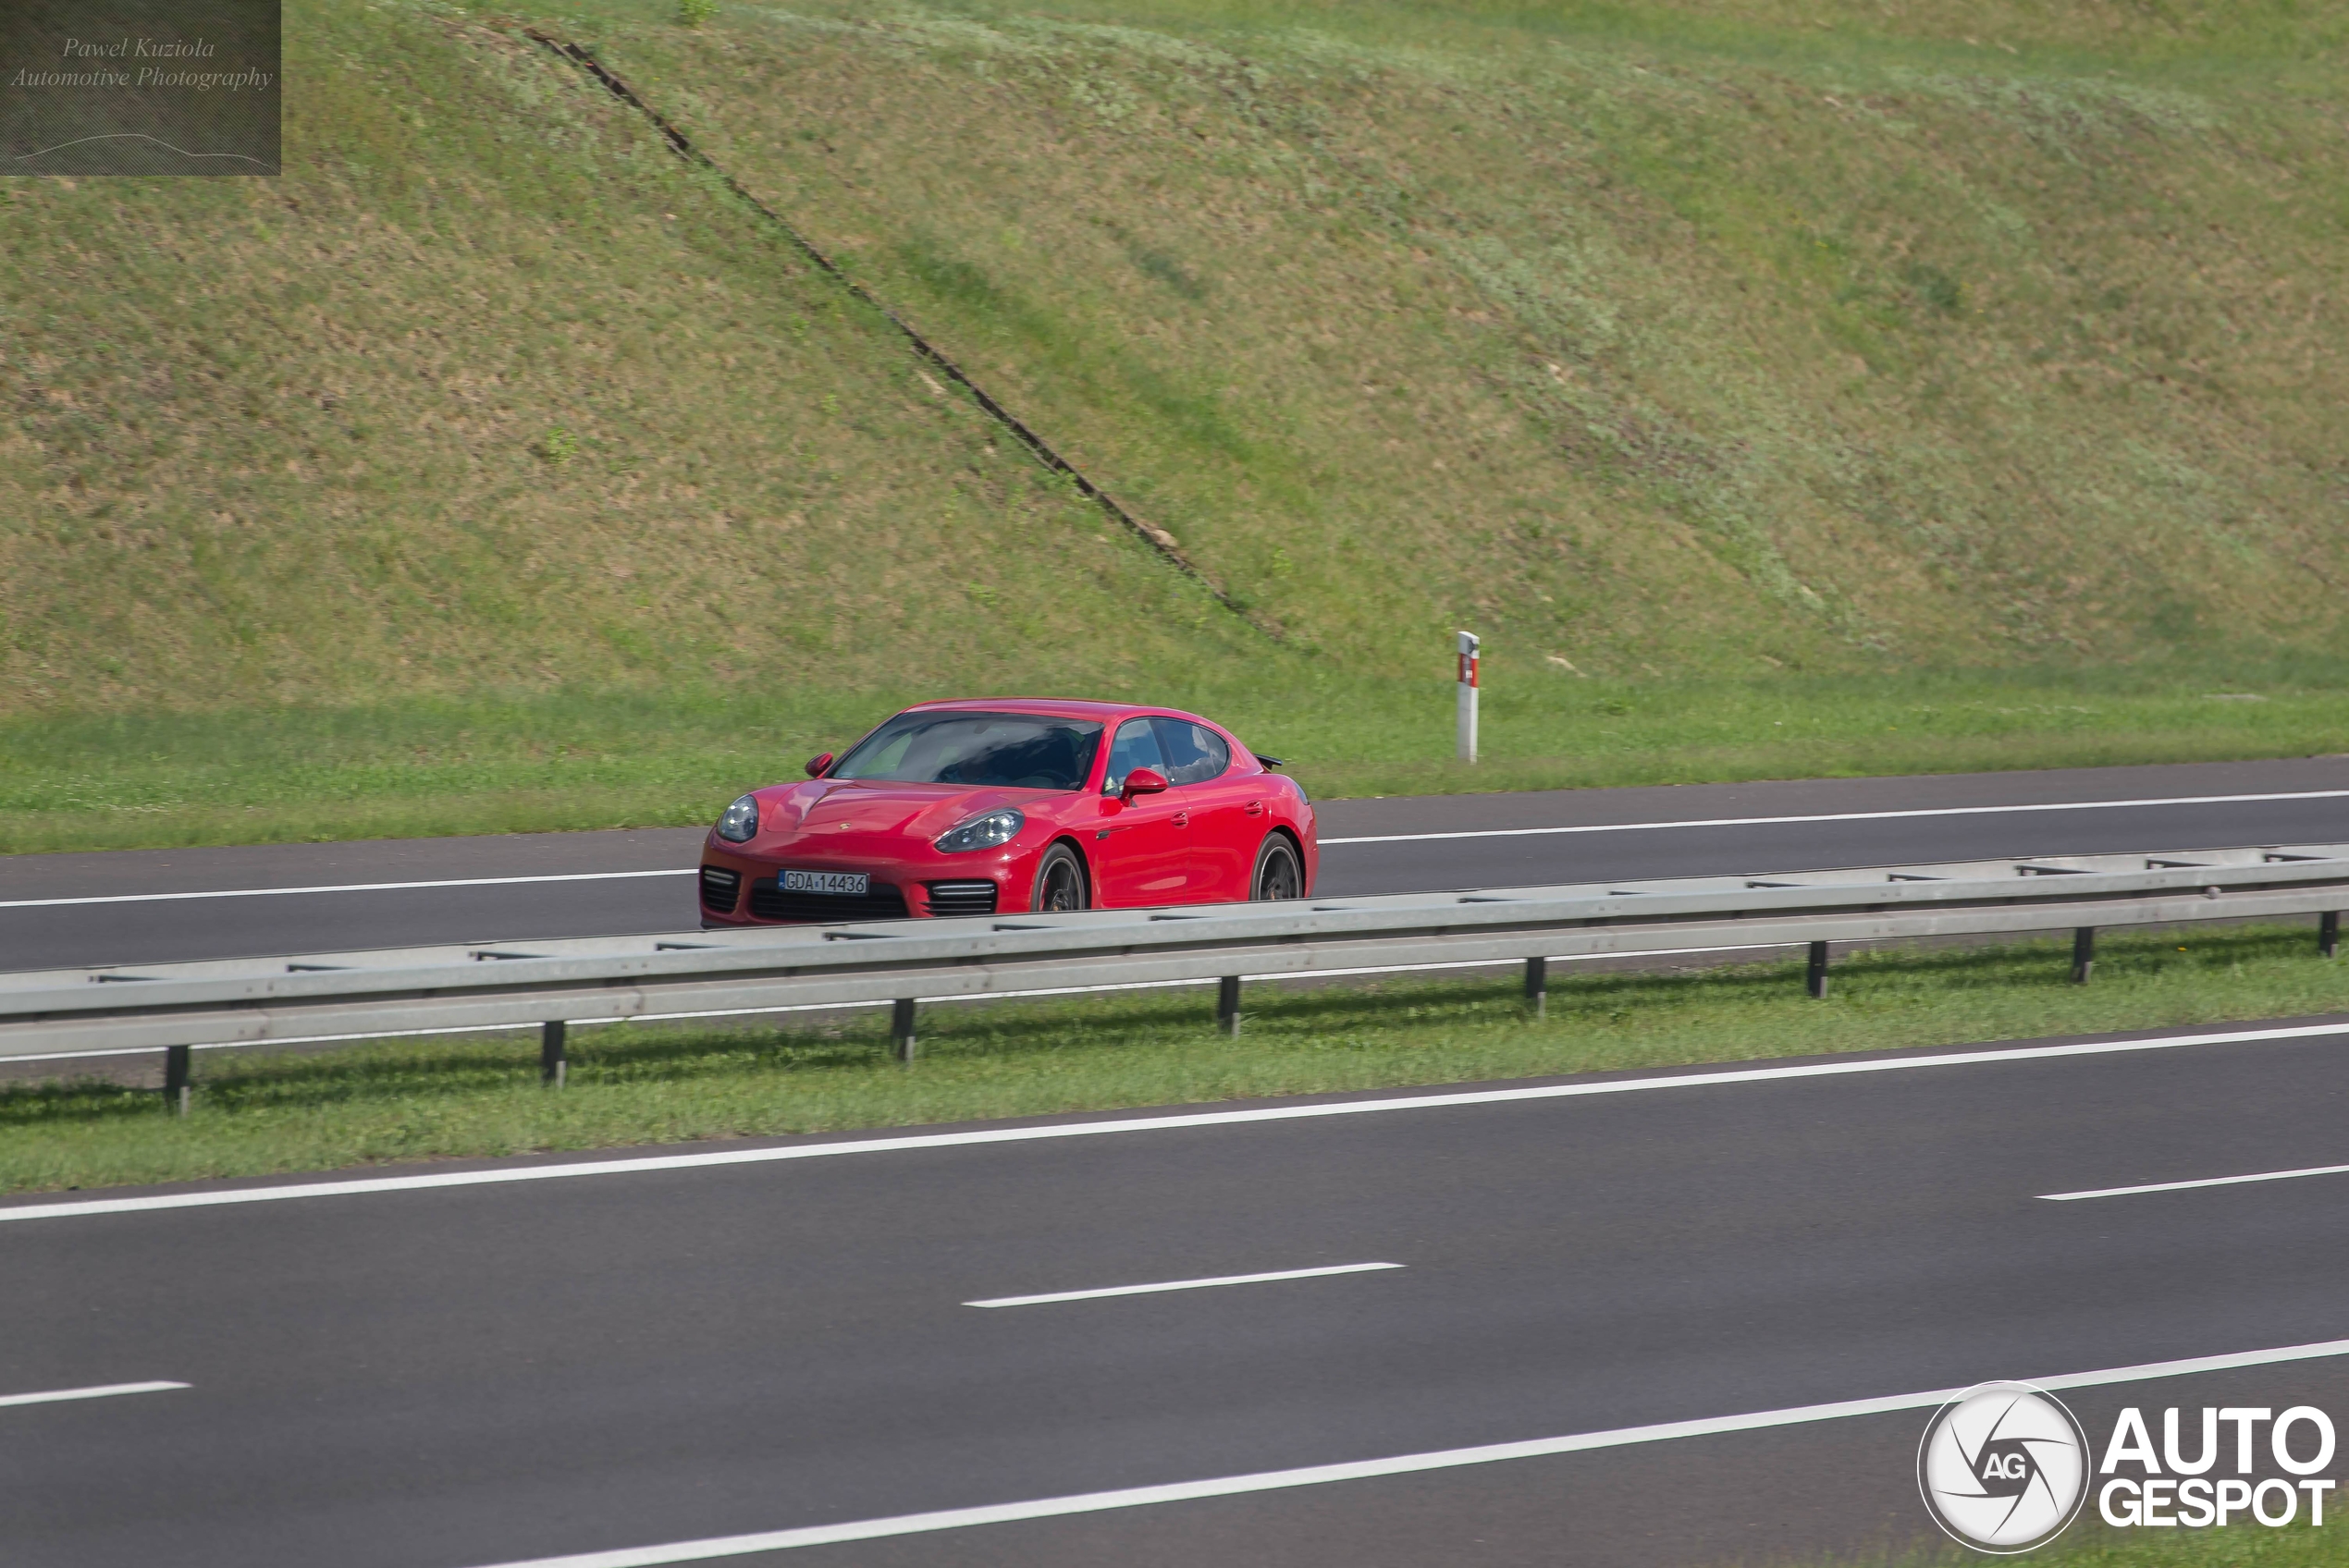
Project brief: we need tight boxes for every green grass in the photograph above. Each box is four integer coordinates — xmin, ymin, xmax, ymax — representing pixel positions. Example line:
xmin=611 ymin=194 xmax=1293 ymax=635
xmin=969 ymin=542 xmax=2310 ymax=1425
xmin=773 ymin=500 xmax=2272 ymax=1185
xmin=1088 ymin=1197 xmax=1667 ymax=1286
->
xmin=0 ymin=0 xmax=1256 ymax=718
xmin=6 ymin=0 xmax=2349 ymax=853
xmin=1795 ymin=1517 xmax=2342 ymax=1568
xmin=577 ymin=0 xmax=2349 ymax=675
xmin=4 ymin=654 xmax=2346 ymax=852
xmin=8 ymin=923 xmax=2345 ymax=1194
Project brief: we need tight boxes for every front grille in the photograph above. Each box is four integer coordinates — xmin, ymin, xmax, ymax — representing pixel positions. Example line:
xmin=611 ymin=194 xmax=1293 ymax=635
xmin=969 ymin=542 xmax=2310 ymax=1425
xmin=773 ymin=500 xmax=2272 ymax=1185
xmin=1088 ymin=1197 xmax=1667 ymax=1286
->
xmin=747 ymin=878 xmax=910 ymax=923
xmin=699 ymin=865 xmax=742 ymax=915
xmin=925 ymin=880 xmax=999 ymax=917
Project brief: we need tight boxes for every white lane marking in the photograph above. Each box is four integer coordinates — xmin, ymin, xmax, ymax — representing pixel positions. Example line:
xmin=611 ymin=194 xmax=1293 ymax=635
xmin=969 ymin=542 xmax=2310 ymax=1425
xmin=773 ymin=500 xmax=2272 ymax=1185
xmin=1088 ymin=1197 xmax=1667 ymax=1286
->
xmin=966 ymin=1262 xmax=1403 ymax=1309
xmin=0 ymin=1380 xmax=189 ymax=1409
xmin=0 ymin=942 xmax=1794 ymax=1065
xmin=8 ymin=785 xmax=2338 ymax=906
xmin=2041 ymin=1162 xmax=2349 ymax=1202
xmin=6 ymin=1019 xmax=2342 ymax=1224
xmin=0 ymin=868 xmax=694 ymax=913
xmin=452 ymin=1335 xmax=2349 ymax=1568
xmin=1319 ymin=788 xmax=2349 ymax=846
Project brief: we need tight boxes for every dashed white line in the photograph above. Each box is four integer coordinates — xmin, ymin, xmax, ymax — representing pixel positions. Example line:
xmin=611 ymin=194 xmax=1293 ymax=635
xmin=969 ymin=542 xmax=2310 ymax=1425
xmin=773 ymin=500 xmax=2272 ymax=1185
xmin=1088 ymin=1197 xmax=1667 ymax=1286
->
xmin=0 ymin=868 xmax=694 ymax=912
xmin=0 ymin=1380 xmax=189 ymax=1409
xmin=450 ymin=1335 xmax=2349 ymax=1567
xmin=6 ymin=1019 xmax=2343 ymax=1224
xmin=2040 ymin=1161 xmax=2349 ymax=1202
xmin=1318 ymin=788 xmax=2349 ymax=846
xmin=965 ymin=1261 xmax=1403 ymax=1308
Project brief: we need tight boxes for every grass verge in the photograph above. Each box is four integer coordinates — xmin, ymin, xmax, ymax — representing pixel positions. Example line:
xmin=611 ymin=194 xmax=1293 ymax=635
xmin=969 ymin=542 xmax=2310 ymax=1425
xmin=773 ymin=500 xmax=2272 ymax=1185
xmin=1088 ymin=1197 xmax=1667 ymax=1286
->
xmin=4 ymin=656 xmax=2345 ymax=854
xmin=7 ymin=924 xmax=2344 ymax=1196
xmin=1795 ymin=1517 xmax=2338 ymax=1568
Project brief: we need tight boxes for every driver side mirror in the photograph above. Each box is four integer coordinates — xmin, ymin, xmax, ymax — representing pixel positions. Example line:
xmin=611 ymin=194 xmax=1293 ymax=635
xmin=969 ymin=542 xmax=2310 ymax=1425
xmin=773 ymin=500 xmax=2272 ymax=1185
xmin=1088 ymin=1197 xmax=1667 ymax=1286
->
xmin=1120 ymin=766 xmax=1168 ymax=802
xmin=805 ymin=753 xmax=833 ymax=778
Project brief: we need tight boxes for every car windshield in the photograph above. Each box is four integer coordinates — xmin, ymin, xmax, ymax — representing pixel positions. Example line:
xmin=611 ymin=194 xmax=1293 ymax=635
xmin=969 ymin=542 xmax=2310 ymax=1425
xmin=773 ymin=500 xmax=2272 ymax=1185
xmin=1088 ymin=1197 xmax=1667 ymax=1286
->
xmin=830 ymin=712 xmax=1103 ymax=790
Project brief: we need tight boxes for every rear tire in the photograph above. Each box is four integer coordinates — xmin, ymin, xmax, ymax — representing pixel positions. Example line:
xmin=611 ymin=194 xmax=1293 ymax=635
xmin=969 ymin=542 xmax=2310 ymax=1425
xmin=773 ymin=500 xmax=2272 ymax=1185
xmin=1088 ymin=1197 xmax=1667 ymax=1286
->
xmin=1032 ymin=843 xmax=1090 ymax=913
xmin=1250 ymin=836 xmax=1302 ymax=901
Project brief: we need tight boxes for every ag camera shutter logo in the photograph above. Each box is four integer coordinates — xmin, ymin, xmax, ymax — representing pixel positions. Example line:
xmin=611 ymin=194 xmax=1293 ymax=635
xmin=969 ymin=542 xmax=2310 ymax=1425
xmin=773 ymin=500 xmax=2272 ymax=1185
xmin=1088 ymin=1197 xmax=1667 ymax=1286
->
xmin=1917 ymin=1382 xmax=2091 ymax=1553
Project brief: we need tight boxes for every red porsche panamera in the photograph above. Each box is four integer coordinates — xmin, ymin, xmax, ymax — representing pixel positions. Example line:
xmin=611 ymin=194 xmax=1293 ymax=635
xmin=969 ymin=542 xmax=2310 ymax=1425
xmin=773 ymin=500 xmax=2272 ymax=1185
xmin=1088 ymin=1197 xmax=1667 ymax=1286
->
xmin=698 ymin=699 xmax=1316 ymax=924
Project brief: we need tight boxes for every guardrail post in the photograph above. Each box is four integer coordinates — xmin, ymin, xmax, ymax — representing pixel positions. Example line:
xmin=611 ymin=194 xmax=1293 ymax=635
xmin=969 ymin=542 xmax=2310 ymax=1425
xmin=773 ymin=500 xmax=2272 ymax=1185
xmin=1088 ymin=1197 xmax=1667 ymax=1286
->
xmin=1523 ymin=956 xmax=1546 ymax=1018
xmin=2071 ymin=927 xmax=2096 ymax=985
xmin=2323 ymin=912 xmax=2340 ymax=960
xmin=1805 ymin=941 xmax=1829 ymax=999
xmin=163 ymin=1044 xmax=191 ymax=1117
xmin=541 ymin=1021 xmax=567 ymax=1087
xmin=1217 ymin=976 xmax=1242 ymax=1036
xmin=892 ymin=998 xmax=917 ymax=1063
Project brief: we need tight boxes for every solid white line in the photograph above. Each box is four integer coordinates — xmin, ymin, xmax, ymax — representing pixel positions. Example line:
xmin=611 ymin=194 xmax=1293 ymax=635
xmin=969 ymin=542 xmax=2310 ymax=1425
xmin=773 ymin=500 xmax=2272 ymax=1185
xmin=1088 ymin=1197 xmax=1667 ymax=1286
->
xmin=0 ymin=1380 xmax=189 ymax=1409
xmin=0 ymin=868 xmax=694 ymax=912
xmin=6 ymin=1018 xmax=2342 ymax=1225
xmin=966 ymin=1262 xmax=1403 ymax=1308
xmin=1319 ymin=788 xmax=2349 ymax=846
xmin=8 ymin=786 xmax=2336 ymax=906
xmin=2041 ymin=1162 xmax=2349 ymax=1202
xmin=452 ymin=1335 xmax=2349 ymax=1568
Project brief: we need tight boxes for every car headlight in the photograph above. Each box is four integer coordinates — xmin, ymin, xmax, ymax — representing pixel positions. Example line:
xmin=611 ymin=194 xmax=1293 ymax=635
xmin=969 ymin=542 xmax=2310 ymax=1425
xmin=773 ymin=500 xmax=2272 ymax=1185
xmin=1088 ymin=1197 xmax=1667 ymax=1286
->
xmin=935 ymin=806 xmax=1024 ymax=853
xmin=715 ymin=794 xmax=760 ymax=843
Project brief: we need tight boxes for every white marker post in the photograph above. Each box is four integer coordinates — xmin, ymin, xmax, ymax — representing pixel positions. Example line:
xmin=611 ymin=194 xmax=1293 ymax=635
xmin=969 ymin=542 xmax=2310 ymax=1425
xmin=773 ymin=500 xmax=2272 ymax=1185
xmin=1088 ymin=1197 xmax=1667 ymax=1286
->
xmin=1456 ymin=630 xmax=1480 ymax=764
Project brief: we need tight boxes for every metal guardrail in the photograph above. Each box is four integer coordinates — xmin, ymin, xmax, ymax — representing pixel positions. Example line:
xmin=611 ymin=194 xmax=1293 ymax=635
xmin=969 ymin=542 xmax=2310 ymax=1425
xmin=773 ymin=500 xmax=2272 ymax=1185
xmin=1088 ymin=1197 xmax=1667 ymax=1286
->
xmin=6 ymin=843 xmax=2345 ymax=1109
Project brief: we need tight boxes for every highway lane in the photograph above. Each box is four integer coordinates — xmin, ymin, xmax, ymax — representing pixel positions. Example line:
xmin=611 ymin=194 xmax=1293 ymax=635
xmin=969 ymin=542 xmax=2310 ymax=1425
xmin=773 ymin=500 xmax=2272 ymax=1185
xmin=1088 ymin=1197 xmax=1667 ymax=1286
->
xmin=7 ymin=1019 xmax=2349 ymax=1567
xmin=3 ymin=755 xmax=2346 ymax=973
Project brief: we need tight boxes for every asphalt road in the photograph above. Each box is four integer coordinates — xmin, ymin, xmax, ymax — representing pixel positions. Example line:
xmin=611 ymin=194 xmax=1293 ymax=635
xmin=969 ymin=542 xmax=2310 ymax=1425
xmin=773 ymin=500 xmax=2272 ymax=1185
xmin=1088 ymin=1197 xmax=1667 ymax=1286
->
xmin=4 ymin=754 xmax=2346 ymax=973
xmin=8 ymin=1019 xmax=2349 ymax=1567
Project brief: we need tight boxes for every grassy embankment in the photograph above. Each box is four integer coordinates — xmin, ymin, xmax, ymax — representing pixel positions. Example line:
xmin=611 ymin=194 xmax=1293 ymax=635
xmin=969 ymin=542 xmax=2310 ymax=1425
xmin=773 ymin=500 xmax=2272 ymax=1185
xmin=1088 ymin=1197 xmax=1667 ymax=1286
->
xmin=6 ymin=922 xmax=2343 ymax=1194
xmin=5 ymin=0 xmax=2349 ymax=853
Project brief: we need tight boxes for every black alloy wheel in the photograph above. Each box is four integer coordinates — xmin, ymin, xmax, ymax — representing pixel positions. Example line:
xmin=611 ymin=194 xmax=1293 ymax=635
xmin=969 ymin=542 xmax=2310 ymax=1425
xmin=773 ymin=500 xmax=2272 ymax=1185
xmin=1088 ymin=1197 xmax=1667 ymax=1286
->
xmin=1251 ymin=836 xmax=1302 ymax=901
xmin=1033 ymin=844 xmax=1090 ymax=912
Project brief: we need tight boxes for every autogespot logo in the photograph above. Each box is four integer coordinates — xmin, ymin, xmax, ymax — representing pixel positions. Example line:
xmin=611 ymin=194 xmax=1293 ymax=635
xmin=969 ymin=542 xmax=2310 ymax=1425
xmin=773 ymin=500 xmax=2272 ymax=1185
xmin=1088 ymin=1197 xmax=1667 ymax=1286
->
xmin=1917 ymin=1383 xmax=2091 ymax=1553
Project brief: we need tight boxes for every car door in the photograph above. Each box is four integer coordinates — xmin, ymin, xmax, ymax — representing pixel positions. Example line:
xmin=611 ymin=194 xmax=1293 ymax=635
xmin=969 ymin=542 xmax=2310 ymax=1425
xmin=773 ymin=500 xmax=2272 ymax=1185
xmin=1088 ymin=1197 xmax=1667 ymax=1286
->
xmin=1153 ymin=717 xmax=1253 ymax=900
xmin=1093 ymin=717 xmax=1191 ymax=906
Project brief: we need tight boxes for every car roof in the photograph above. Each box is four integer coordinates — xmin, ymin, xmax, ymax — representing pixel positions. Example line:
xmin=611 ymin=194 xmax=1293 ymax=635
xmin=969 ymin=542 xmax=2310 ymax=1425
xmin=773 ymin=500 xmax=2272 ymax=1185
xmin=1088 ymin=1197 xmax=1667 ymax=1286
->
xmin=901 ymin=696 xmax=1205 ymax=724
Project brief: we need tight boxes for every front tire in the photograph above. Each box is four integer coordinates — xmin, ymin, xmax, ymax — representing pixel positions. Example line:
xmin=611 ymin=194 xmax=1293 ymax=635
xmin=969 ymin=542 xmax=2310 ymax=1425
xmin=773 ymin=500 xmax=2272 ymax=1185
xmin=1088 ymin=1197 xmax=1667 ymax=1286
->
xmin=1032 ymin=843 xmax=1090 ymax=913
xmin=1250 ymin=835 xmax=1302 ymax=901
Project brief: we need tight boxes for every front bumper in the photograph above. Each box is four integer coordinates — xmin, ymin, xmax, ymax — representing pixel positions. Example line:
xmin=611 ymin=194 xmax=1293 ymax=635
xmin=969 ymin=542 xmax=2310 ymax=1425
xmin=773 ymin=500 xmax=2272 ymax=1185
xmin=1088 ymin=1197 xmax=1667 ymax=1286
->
xmin=699 ymin=845 xmax=1019 ymax=924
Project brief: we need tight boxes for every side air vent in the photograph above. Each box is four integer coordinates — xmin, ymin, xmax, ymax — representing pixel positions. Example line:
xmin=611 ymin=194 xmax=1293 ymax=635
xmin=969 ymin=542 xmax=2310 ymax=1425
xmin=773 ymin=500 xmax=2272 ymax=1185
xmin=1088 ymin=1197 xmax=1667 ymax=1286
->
xmin=699 ymin=865 xmax=743 ymax=914
xmin=925 ymin=881 xmax=1000 ymax=917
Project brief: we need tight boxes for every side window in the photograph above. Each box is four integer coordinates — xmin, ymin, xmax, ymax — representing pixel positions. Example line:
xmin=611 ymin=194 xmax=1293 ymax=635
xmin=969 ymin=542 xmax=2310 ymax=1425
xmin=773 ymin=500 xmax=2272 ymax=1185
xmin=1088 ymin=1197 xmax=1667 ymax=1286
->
xmin=1150 ymin=718 xmax=1230 ymax=786
xmin=1103 ymin=717 xmax=1167 ymax=794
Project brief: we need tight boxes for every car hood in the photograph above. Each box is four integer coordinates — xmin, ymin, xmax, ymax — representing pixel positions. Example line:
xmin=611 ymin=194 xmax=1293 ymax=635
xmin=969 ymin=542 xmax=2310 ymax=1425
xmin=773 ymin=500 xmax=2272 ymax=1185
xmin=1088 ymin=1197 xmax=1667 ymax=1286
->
xmin=758 ymin=778 xmax=1055 ymax=842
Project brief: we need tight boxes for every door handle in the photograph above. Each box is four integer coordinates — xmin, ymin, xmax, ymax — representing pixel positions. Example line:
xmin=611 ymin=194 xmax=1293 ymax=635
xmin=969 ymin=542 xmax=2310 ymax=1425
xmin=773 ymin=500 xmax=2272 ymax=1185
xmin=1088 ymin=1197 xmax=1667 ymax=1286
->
xmin=1172 ymin=811 xmax=1189 ymax=828
xmin=1244 ymin=800 xmax=1264 ymax=816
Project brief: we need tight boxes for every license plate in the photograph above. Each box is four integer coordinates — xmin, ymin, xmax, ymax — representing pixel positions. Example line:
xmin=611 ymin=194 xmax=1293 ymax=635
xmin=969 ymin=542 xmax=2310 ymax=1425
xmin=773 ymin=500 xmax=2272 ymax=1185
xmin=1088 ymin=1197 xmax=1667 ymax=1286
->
xmin=782 ymin=868 xmax=869 ymax=897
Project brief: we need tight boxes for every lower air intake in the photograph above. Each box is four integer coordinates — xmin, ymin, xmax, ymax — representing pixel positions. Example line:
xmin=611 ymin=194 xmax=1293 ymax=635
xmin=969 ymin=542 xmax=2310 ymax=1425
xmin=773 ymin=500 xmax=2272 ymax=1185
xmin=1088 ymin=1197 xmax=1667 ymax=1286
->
xmin=747 ymin=879 xmax=911 ymax=923
xmin=698 ymin=865 xmax=742 ymax=915
xmin=924 ymin=881 xmax=1000 ymax=917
